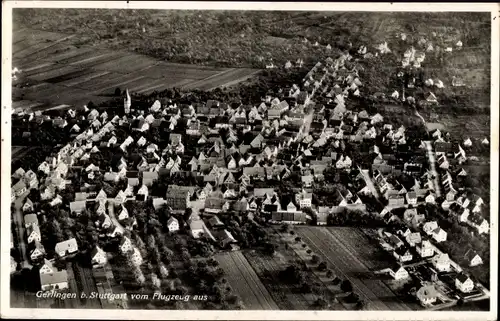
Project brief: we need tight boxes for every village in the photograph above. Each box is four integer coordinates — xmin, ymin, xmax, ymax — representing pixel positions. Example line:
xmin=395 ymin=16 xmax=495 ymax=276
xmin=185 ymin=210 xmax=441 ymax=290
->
xmin=10 ymin=30 xmax=491 ymax=311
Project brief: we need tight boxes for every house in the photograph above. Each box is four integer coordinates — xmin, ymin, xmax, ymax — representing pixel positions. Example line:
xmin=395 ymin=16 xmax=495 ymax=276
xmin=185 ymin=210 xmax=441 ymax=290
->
xmin=22 ymin=198 xmax=34 ymax=213
xmin=24 ymin=170 xmax=38 ymax=188
xmin=190 ymin=220 xmax=205 ymax=238
xmin=405 ymin=232 xmax=422 ymax=247
xmin=30 ymin=241 xmax=46 ymax=262
xmin=70 ymin=200 xmax=86 ymax=215
xmin=217 ymin=229 xmax=237 ymax=248
xmin=465 ymin=250 xmax=483 ymax=267
xmin=27 ymin=225 xmax=41 ymax=244
xmin=301 ymin=175 xmax=314 ymax=188
xmin=166 ymin=185 xmax=194 ymax=213
xmin=167 ymin=217 xmax=179 ymax=233
xmin=406 ymin=192 xmax=417 ymax=206
xmin=432 ymin=253 xmax=451 ymax=272
xmin=388 ymin=234 xmax=404 ymax=249
xmin=416 ymin=284 xmax=438 ymax=306
xmin=389 ymin=263 xmax=410 ymax=280
xmin=393 ymin=246 xmax=413 ymax=262
xmin=117 ymin=206 xmax=129 ymax=221
xmin=468 ymin=214 xmax=489 ymax=234
xmin=119 ymin=236 xmax=133 ymax=253
xmin=130 ymin=247 xmax=143 ymax=266
xmin=423 ymin=221 xmax=439 ymax=235
xmin=91 ymin=246 xmax=107 ymax=266
xmin=416 ymin=240 xmax=434 ymax=258
xmin=12 ymin=180 xmax=27 ymax=197
xmin=387 ymin=193 xmax=405 ymax=207
xmin=431 ymin=228 xmax=447 ymax=243
xmin=137 ymin=185 xmax=149 ymax=201
xmin=24 ymin=213 xmax=39 ymax=229
xmin=55 ymin=238 xmax=79 ymax=258
xmin=295 ymin=189 xmax=312 ymax=208
xmin=455 ymin=274 xmax=474 ymax=293
xmin=39 ymin=259 xmax=69 ymax=291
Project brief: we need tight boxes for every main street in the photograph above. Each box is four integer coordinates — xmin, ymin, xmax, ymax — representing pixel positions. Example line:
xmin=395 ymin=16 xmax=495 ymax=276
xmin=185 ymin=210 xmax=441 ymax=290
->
xmin=12 ymin=191 xmax=32 ymax=269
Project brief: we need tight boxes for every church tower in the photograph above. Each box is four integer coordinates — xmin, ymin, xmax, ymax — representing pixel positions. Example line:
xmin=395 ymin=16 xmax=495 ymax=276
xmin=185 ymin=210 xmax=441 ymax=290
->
xmin=124 ymin=88 xmax=131 ymax=114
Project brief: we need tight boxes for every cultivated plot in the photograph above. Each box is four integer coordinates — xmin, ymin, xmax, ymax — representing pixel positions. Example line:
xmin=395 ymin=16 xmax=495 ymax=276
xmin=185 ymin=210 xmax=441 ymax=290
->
xmin=215 ymin=251 xmax=279 ymax=310
xmin=295 ymin=226 xmax=418 ymax=311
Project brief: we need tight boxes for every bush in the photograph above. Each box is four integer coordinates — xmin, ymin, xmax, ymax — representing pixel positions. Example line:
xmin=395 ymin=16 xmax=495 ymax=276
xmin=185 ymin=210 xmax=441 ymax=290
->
xmin=341 ymin=280 xmax=353 ymax=293
xmin=318 ymin=262 xmax=328 ymax=271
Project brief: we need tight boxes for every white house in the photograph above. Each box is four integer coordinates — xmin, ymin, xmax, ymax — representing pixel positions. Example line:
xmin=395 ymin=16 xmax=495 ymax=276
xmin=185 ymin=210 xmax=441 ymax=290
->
xmin=91 ymin=246 xmax=107 ymax=266
xmin=432 ymin=253 xmax=451 ymax=272
xmin=455 ymin=274 xmax=474 ymax=293
xmin=117 ymin=206 xmax=129 ymax=221
xmin=389 ymin=264 xmax=410 ymax=281
xmin=119 ymin=236 xmax=132 ymax=253
xmin=416 ymin=240 xmax=434 ymax=258
xmin=423 ymin=221 xmax=439 ymax=235
xmin=39 ymin=259 xmax=68 ymax=292
xmin=27 ymin=225 xmax=41 ymax=244
xmin=167 ymin=217 xmax=179 ymax=233
xmin=55 ymin=238 xmax=79 ymax=258
xmin=431 ymin=228 xmax=447 ymax=243
xmin=190 ymin=220 xmax=205 ymax=238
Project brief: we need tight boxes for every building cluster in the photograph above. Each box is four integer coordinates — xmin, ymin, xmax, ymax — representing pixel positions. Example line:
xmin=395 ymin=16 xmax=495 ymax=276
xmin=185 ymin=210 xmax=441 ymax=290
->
xmin=9 ymin=35 xmax=490 ymax=310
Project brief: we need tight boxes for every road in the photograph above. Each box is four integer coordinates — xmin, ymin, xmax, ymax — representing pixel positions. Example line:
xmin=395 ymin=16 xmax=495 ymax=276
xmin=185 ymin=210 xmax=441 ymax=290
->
xmin=296 ymin=226 xmax=414 ymax=311
xmin=298 ymin=107 xmax=315 ymax=141
xmin=360 ymin=168 xmax=380 ymax=199
xmin=12 ymin=191 xmax=32 ymax=269
xmin=107 ymin=201 xmax=125 ymax=234
xmin=423 ymin=141 xmax=442 ymax=197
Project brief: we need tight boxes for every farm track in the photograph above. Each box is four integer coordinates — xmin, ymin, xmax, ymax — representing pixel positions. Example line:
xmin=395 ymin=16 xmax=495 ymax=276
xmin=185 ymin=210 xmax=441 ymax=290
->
xmin=296 ymin=226 xmax=413 ymax=311
xmin=215 ymin=251 xmax=279 ymax=310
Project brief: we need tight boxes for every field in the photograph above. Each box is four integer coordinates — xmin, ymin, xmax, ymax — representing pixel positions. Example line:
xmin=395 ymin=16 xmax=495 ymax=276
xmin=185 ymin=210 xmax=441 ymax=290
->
xmin=11 ymin=146 xmax=35 ymax=162
xmin=214 ymin=251 xmax=279 ymax=310
xmin=12 ymin=28 xmax=259 ymax=111
xmin=295 ymin=226 xmax=420 ymax=311
xmin=420 ymin=111 xmax=490 ymax=139
xmin=243 ymin=243 xmax=344 ymax=310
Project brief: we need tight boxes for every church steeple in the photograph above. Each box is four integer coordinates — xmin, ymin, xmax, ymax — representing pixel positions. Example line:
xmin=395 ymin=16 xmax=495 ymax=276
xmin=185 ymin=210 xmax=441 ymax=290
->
xmin=124 ymin=88 xmax=131 ymax=114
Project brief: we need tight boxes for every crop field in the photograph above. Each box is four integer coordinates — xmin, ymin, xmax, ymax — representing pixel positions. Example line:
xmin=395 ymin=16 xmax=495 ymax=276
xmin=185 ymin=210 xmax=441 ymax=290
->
xmin=11 ymin=146 xmax=40 ymax=163
xmin=243 ymin=244 xmax=344 ymax=310
xmin=12 ymin=28 xmax=259 ymax=111
xmin=295 ymin=226 xmax=419 ymax=311
xmin=215 ymin=251 xmax=279 ymax=310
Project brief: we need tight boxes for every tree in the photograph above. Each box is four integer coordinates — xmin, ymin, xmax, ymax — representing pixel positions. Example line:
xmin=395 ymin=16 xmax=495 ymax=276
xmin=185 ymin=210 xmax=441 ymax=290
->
xmin=341 ymin=279 xmax=353 ymax=293
xmin=315 ymin=297 xmax=330 ymax=310
xmin=318 ymin=262 xmax=327 ymax=271
xmin=311 ymin=255 xmax=320 ymax=264
xmin=325 ymin=269 xmax=334 ymax=278
xmin=158 ymin=263 xmax=169 ymax=279
xmin=114 ymin=87 xmax=122 ymax=96
xmin=294 ymin=236 xmax=302 ymax=243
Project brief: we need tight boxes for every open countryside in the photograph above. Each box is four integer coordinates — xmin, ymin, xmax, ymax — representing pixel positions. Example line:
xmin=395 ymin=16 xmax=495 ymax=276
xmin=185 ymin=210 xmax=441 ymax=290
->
xmin=12 ymin=28 xmax=259 ymax=112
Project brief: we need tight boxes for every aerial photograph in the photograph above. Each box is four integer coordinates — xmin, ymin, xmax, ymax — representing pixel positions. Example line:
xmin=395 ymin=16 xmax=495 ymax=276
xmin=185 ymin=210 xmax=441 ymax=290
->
xmin=7 ymin=5 xmax=493 ymax=314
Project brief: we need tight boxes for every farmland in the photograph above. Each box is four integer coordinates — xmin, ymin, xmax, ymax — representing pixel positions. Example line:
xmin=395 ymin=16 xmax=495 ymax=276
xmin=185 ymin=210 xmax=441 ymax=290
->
xmin=12 ymin=28 xmax=259 ymax=111
xmin=243 ymin=244 xmax=344 ymax=310
xmin=215 ymin=251 xmax=279 ymax=310
xmin=294 ymin=226 xmax=420 ymax=311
